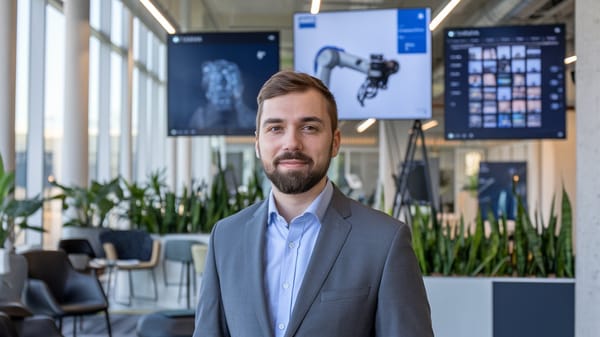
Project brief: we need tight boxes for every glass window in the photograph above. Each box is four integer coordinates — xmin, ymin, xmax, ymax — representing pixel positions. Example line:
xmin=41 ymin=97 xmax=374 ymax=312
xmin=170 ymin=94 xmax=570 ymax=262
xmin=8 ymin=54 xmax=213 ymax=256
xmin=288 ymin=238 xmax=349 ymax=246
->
xmin=89 ymin=36 xmax=100 ymax=180
xmin=132 ymin=67 xmax=139 ymax=176
xmin=146 ymin=30 xmax=154 ymax=72
xmin=110 ymin=51 xmax=123 ymax=177
xmin=158 ymin=41 xmax=165 ymax=81
xmin=15 ymin=0 xmax=31 ymax=191
xmin=90 ymin=0 xmax=101 ymax=30
xmin=133 ymin=18 xmax=141 ymax=62
xmin=44 ymin=3 xmax=65 ymax=249
xmin=111 ymin=0 xmax=123 ymax=47
xmin=44 ymin=5 xmax=65 ymax=182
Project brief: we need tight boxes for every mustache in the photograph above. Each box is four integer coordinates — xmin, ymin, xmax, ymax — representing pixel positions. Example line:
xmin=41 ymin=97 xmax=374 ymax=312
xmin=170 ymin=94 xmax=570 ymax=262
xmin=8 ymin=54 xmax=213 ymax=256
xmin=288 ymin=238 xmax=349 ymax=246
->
xmin=274 ymin=152 xmax=313 ymax=165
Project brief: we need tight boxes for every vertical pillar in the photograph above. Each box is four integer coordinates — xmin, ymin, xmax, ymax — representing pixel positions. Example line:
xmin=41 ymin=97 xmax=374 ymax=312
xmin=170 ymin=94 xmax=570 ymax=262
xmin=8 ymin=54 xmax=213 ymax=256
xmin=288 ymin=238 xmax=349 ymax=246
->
xmin=176 ymin=0 xmax=192 ymax=193
xmin=0 ymin=0 xmax=17 ymax=170
xmin=379 ymin=120 xmax=412 ymax=213
xmin=176 ymin=139 xmax=191 ymax=192
xmin=26 ymin=0 xmax=47 ymax=246
xmin=62 ymin=0 xmax=90 ymax=186
xmin=96 ymin=0 xmax=112 ymax=181
xmin=575 ymin=0 xmax=600 ymax=336
xmin=120 ymin=14 xmax=133 ymax=181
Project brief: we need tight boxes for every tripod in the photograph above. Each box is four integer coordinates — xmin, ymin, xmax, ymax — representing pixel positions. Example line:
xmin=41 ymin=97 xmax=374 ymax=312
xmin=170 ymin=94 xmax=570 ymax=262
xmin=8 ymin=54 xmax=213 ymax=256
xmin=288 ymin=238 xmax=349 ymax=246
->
xmin=391 ymin=120 xmax=435 ymax=224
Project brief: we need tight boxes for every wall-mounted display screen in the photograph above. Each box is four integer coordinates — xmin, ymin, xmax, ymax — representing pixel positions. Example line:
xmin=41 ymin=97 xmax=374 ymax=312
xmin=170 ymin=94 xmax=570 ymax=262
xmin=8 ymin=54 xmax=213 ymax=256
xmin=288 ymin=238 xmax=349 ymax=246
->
xmin=167 ymin=32 xmax=280 ymax=136
xmin=478 ymin=161 xmax=527 ymax=220
xmin=444 ymin=24 xmax=566 ymax=140
xmin=294 ymin=8 xmax=432 ymax=120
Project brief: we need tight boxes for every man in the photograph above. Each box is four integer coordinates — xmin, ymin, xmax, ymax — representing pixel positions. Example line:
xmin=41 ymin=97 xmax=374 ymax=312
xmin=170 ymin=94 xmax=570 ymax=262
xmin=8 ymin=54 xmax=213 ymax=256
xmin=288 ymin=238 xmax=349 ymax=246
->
xmin=193 ymin=71 xmax=433 ymax=337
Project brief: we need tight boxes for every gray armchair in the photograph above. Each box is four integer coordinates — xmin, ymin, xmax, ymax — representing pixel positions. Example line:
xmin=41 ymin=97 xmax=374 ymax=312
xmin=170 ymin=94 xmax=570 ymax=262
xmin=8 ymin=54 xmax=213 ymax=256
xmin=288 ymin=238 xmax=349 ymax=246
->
xmin=22 ymin=250 xmax=112 ymax=337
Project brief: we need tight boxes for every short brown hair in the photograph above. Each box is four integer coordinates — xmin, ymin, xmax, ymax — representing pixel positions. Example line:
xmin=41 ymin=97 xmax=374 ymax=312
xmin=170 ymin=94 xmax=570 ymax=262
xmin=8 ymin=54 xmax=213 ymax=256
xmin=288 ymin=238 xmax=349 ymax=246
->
xmin=256 ymin=71 xmax=338 ymax=133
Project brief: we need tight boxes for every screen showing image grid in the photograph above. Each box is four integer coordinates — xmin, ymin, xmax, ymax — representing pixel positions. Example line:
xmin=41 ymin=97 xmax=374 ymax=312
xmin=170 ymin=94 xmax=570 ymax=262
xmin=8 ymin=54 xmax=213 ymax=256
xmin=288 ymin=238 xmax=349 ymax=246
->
xmin=167 ymin=32 xmax=279 ymax=136
xmin=444 ymin=25 xmax=566 ymax=140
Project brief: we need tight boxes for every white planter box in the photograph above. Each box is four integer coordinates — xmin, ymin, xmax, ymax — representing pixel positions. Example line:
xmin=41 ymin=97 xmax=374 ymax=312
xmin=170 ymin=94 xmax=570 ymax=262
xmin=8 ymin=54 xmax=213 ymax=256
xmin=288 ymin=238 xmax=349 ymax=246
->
xmin=424 ymin=276 xmax=575 ymax=337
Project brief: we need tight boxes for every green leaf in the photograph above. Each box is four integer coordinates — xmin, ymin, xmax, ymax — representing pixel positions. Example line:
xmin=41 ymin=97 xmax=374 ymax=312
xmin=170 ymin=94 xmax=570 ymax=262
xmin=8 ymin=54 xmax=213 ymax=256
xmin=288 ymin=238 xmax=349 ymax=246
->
xmin=466 ymin=210 xmax=484 ymax=274
xmin=519 ymin=198 xmax=546 ymax=276
xmin=556 ymin=187 xmax=574 ymax=277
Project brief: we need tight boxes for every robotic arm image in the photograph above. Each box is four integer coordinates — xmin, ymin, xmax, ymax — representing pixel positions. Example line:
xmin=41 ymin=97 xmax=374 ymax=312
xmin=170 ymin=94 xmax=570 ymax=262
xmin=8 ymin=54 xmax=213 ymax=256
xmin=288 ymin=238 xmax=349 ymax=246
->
xmin=314 ymin=46 xmax=400 ymax=106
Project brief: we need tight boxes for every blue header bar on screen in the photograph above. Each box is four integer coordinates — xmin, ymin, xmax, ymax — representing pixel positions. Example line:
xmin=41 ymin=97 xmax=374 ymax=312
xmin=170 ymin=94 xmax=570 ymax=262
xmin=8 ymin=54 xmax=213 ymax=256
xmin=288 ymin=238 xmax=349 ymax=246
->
xmin=397 ymin=8 xmax=428 ymax=54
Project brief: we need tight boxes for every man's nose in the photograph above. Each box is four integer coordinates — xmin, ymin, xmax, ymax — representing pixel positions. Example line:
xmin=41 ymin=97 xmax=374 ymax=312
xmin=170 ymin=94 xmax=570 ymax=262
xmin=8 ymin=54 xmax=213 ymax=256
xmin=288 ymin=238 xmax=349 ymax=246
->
xmin=282 ymin=129 xmax=302 ymax=152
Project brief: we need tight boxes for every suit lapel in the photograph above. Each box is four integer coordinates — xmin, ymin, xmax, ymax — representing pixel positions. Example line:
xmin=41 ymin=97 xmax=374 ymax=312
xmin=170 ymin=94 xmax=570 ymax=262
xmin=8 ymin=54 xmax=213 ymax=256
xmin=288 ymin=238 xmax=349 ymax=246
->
xmin=244 ymin=201 xmax=275 ymax=337
xmin=284 ymin=189 xmax=352 ymax=337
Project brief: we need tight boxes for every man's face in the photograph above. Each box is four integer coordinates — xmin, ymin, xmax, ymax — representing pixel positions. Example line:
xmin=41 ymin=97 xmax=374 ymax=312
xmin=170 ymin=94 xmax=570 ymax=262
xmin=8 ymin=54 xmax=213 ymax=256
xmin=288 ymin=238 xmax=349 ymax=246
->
xmin=255 ymin=89 xmax=340 ymax=194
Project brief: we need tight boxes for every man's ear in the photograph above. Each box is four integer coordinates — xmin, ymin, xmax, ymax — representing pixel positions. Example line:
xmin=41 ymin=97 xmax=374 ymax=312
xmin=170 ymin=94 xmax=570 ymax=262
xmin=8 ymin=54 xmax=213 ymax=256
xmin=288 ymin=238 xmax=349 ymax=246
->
xmin=255 ymin=135 xmax=260 ymax=159
xmin=331 ymin=129 xmax=341 ymax=157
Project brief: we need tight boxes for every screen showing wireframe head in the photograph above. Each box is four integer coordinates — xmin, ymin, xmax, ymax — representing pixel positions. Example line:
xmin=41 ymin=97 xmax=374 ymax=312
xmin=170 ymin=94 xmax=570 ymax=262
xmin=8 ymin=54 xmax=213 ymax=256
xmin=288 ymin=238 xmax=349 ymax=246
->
xmin=167 ymin=32 xmax=280 ymax=136
xmin=293 ymin=8 xmax=432 ymax=120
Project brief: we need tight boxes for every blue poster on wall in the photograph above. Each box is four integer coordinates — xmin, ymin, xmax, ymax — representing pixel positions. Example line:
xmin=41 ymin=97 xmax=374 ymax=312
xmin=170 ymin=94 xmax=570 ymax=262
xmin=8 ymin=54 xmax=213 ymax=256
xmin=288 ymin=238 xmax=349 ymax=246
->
xmin=478 ymin=161 xmax=527 ymax=220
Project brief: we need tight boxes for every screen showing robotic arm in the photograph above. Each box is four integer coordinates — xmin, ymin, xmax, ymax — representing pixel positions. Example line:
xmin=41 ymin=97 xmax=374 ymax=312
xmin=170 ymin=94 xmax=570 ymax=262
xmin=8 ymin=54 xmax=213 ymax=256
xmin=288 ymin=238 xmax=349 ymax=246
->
xmin=315 ymin=47 xmax=399 ymax=106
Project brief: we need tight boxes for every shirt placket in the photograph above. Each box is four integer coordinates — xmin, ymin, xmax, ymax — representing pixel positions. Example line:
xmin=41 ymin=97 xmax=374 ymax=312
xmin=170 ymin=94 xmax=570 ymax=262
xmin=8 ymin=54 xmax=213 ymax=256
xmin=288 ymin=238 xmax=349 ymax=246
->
xmin=274 ymin=217 xmax=304 ymax=337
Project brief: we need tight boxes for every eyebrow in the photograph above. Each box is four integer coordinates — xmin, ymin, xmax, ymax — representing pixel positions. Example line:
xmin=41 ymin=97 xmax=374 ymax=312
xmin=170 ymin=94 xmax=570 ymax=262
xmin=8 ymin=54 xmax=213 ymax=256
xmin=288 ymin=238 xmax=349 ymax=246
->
xmin=261 ymin=116 xmax=325 ymax=128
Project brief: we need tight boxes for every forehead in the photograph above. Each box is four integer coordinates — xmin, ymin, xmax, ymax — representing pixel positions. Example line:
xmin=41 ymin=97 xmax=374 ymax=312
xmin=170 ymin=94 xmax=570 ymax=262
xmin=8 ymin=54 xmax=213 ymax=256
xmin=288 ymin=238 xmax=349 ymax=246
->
xmin=260 ymin=89 xmax=331 ymax=125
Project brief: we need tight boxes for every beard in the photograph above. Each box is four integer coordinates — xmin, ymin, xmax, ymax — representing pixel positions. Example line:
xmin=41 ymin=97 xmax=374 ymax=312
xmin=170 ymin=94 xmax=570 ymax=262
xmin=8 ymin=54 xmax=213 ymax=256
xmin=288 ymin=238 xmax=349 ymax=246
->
xmin=262 ymin=149 xmax=331 ymax=195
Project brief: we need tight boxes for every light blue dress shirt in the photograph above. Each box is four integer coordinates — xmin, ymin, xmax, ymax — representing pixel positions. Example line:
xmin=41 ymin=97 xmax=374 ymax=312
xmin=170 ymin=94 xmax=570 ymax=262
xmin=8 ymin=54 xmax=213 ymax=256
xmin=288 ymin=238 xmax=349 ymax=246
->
xmin=264 ymin=180 xmax=333 ymax=337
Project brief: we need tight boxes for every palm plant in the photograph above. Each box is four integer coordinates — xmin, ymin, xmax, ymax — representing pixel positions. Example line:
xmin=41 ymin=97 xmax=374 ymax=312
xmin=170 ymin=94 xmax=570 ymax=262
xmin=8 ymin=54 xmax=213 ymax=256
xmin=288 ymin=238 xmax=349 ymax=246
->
xmin=51 ymin=177 xmax=123 ymax=228
xmin=0 ymin=154 xmax=44 ymax=250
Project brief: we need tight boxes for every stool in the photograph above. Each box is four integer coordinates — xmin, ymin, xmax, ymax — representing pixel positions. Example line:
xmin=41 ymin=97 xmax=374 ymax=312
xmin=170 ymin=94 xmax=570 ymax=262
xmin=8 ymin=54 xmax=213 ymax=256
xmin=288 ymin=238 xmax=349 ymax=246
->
xmin=136 ymin=310 xmax=195 ymax=337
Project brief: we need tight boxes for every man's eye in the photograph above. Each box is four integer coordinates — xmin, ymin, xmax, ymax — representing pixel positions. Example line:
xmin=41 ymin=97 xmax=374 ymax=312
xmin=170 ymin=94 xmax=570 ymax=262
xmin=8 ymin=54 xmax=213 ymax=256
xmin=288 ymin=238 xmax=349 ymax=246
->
xmin=267 ymin=126 xmax=283 ymax=133
xmin=302 ymin=125 xmax=318 ymax=132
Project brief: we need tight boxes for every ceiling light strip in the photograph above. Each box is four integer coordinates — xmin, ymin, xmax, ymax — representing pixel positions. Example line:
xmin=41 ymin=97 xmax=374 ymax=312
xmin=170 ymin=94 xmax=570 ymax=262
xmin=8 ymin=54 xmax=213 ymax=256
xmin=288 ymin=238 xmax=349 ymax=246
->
xmin=310 ymin=0 xmax=321 ymax=15
xmin=139 ymin=0 xmax=176 ymax=34
xmin=356 ymin=118 xmax=376 ymax=133
xmin=564 ymin=55 xmax=577 ymax=64
xmin=422 ymin=120 xmax=439 ymax=131
xmin=429 ymin=0 xmax=461 ymax=31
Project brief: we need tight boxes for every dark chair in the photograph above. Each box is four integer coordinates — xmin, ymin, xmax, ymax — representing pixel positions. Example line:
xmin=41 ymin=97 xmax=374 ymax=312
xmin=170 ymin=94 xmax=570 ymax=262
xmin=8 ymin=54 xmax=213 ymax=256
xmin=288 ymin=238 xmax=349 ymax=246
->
xmin=58 ymin=239 xmax=104 ymax=274
xmin=0 ymin=253 xmax=63 ymax=337
xmin=0 ymin=312 xmax=19 ymax=337
xmin=0 ymin=312 xmax=64 ymax=337
xmin=61 ymin=227 xmax=111 ymax=259
xmin=100 ymin=230 xmax=161 ymax=305
xmin=22 ymin=250 xmax=112 ymax=337
xmin=163 ymin=239 xmax=200 ymax=308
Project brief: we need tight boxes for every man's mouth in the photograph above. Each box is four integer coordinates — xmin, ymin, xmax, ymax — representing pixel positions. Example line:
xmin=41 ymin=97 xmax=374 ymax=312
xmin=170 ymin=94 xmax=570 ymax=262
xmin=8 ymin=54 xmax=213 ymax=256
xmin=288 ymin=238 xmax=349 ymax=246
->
xmin=274 ymin=152 xmax=312 ymax=167
xmin=277 ymin=159 xmax=308 ymax=169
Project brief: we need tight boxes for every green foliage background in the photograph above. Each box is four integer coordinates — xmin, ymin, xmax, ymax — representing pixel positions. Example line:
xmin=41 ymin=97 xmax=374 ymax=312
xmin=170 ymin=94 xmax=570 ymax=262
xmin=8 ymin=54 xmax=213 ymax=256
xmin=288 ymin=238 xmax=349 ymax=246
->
xmin=410 ymin=188 xmax=574 ymax=277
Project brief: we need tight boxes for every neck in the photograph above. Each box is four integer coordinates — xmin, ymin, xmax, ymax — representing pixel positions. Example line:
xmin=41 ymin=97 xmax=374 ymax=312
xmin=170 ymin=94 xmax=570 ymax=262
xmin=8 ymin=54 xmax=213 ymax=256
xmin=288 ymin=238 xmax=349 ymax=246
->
xmin=272 ymin=178 xmax=327 ymax=223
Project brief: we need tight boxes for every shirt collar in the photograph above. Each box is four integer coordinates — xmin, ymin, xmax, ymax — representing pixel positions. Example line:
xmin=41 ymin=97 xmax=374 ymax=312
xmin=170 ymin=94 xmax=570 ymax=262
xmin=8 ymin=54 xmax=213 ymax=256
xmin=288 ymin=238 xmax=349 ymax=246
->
xmin=267 ymin=180 xmax=334 ymax=225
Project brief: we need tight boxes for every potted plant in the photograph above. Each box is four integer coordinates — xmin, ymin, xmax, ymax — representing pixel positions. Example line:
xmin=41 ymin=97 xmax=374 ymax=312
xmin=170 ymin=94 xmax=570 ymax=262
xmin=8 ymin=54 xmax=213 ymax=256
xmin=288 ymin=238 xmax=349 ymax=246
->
xmin=0 ymin=154 xmax=44 ymax=273
xmin=51 ymin=177 xmax=123 ymax=228
xmin=411 ymin=188 xmax=575 ymax=337
xmin=119 ymin=159 xmax=265 ymax=235
xmin=50 ymin=177 xmax=123 ymax=258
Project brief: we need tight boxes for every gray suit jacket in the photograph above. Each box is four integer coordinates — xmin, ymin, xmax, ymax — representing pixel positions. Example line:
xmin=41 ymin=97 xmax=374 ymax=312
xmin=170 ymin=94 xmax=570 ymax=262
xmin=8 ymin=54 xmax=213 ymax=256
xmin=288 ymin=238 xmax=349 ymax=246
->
xmin=193 ymin=187 xmax=433 ymax=337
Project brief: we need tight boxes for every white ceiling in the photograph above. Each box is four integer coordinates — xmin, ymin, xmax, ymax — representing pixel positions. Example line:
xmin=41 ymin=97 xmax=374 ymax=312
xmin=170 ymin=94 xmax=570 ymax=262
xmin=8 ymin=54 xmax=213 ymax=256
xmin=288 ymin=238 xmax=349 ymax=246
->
xmin=154 ymin=0 xmax=575 ymax=143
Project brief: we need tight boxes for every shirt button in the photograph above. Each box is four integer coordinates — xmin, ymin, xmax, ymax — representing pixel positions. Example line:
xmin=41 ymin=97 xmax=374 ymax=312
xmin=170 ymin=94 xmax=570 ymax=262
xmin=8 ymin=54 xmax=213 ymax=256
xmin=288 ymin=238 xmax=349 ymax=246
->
xmin=288 ymin=242 xmax=296 ymax=249
xmin=283 ymin=282 xmax=289 ymax=289
xmin=278 ymin=323 xmax=285 ymax=330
